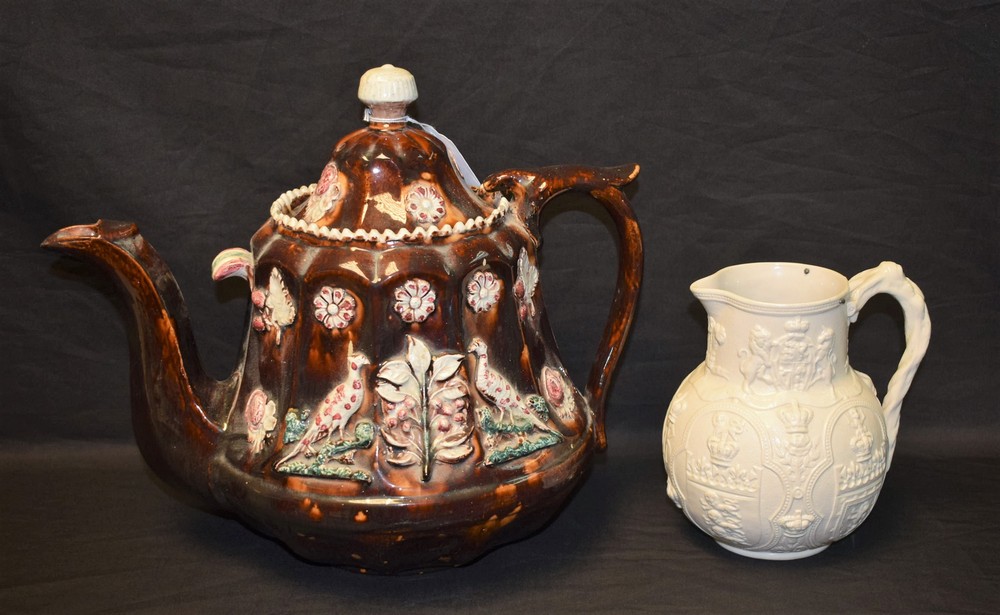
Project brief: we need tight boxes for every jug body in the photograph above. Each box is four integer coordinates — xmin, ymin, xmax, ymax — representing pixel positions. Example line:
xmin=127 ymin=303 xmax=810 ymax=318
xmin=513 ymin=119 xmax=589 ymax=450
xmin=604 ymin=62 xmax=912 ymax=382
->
xmin=663 ymin=262 xmax=929 ymax=559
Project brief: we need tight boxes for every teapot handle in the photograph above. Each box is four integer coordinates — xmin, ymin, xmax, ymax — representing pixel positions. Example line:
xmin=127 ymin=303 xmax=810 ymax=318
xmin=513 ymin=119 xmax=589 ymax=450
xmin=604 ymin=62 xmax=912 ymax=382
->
xmin=846 ymin=262 xmax=931 ymax=467
xmin=480 ymin=164 xmax=643 ymax=450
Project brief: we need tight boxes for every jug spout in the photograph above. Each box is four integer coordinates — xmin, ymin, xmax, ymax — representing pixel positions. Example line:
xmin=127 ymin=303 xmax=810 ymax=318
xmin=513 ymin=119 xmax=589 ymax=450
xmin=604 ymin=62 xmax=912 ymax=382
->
xmin=689 ymin=269 xmax=726 ymax=317
xmin=42 ymin=220 xmax=239 ymax=503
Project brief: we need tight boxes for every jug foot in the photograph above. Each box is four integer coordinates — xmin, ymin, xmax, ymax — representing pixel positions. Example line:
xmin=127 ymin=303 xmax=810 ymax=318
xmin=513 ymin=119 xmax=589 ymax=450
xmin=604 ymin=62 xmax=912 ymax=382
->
xmin=717 ymin=542 xmax=828 ymax=560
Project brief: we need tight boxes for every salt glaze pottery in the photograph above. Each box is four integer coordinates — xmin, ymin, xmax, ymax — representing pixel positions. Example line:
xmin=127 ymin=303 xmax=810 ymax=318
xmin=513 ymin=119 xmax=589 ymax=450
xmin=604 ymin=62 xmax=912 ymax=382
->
xmin=663 ymin=262 xmax=930 ymax=559
xmin=43 ymin=65 xmax=643 ymax=572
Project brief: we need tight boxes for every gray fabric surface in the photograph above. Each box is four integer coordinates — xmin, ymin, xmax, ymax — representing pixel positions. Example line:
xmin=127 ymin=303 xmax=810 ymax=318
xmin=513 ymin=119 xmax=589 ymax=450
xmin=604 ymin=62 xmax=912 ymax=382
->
xmin=2 ymin=1 xmax=997 ymax=612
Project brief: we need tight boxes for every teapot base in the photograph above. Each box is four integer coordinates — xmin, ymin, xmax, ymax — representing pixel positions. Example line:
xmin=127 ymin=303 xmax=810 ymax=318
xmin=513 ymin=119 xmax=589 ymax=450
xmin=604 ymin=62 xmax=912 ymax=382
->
xmin=208 ymin=434 xmax=593 ymax=573
xmin=717 ymin=542 xmax=828 ymax=560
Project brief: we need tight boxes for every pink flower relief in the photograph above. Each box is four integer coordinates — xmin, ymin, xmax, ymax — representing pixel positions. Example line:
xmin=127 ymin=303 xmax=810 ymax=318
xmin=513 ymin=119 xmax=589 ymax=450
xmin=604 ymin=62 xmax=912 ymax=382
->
xmin=393 ymin=278 xmax=436 ymax=323
xmin=251 ymin=289 xmax=266 ymax=308
xmin=301 ymin=162 xmax=343 ymax=223
xmin=543 ymin=367 xmax=565 ymax=407
xmin=315 ymin=161 xmax=340 ymax=198
xmin=466 ymin=270 xmax=502 ymax=313
xmin=313 ymin=286 xmax=356 ymax=330
xmin=404 ymin=182 xmax=446 ymax=224
xmin=244 ymin=388 xmax=277 ymax=454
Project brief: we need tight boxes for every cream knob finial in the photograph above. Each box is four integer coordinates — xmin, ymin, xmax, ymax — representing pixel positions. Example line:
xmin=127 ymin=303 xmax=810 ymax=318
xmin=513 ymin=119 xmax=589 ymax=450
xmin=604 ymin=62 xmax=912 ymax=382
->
xmin=358 ymin=64 xmax=418 ymax=106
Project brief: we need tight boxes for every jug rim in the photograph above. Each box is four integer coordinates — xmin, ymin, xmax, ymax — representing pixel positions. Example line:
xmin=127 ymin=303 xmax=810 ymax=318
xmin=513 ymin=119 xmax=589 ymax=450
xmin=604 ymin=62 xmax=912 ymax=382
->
xmin=691 ymin=262 xmax=849 ymax=315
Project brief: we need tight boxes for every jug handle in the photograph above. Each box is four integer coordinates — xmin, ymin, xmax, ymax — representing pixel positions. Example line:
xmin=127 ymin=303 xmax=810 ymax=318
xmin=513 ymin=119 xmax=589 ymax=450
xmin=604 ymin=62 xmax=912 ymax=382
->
xmin=846 ymin=262 xmax=931 ymax=467
xmin=480 ymin=164 xmax=643 ymax=450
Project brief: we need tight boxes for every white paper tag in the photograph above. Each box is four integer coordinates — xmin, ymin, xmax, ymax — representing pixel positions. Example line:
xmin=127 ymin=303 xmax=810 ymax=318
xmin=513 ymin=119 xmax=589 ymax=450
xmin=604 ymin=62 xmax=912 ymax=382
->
xmin=363 ymin=110 xmax=482 ymax=188
xmin=407 ymin=118 xmax=481 ymax=188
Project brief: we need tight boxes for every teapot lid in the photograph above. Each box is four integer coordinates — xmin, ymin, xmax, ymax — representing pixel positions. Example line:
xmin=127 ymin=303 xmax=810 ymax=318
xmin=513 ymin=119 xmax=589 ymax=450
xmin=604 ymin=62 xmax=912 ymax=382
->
xmin=269 ymin=64 xmax=507 ymax=243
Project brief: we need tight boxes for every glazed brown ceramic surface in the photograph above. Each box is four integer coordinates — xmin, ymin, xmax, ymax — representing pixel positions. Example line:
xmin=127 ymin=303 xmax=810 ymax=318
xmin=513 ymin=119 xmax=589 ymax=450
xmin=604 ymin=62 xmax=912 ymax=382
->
xmin=42 ymin=65 xmax=643 ymax=572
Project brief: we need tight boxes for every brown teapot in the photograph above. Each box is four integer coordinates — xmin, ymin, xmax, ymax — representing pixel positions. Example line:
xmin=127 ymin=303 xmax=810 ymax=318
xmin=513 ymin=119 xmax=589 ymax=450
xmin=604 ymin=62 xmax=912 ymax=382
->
xmin=43 ymin=65 xmax=643 ymax=572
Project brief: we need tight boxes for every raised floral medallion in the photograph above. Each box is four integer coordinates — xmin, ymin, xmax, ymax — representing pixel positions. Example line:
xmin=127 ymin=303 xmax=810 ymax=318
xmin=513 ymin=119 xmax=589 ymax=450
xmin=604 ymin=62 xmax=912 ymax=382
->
xmin=541 ymin=366 xmax=577 ymax=421
xmin=466 ymin=269 xmax=502 ymax=313
xmin=404 ymin=181 xmax=446 ymax=224
xmin=301 ymin=161 xmax=343 ymax=223
xmin=393 ymin=278 xmax=436 ymax=323
xmin=244 ymin=388 xmax=277 ymax=454
xmin=313 ymin=286 xmax=357 ymax=330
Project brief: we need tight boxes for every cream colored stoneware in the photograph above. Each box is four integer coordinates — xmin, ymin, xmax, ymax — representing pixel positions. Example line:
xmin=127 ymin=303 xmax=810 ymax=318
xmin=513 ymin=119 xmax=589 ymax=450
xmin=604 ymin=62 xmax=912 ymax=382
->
xmin=662 ymin=262 xmax=930 ymax=559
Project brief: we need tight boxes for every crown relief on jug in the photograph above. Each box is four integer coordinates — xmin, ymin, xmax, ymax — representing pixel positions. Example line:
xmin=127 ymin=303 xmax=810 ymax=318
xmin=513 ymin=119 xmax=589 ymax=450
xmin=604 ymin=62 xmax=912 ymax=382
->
xmin=663 ymin=262 xmax=929 ymax=560
xmin=43 ymin=64 xmax=643 ymax=571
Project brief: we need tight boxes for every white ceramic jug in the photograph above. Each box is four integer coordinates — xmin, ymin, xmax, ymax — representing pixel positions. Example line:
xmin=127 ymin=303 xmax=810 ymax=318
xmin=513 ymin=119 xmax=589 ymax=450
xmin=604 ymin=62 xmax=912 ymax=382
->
xmin=662 ymin=262 xmax=930 ymax=559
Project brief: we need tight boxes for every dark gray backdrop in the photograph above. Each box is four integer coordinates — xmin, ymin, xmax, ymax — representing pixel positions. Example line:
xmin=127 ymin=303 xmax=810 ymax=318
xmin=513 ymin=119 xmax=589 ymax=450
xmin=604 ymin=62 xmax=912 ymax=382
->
xmin=2 ymin=1 xmax=998 ymax=612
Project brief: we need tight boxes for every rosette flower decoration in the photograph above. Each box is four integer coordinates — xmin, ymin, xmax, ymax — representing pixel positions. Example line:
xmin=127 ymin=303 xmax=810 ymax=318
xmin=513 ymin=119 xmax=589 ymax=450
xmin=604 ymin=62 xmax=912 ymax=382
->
xmin=404 ymin=182 xmax=446 ymax=224
xmin=313 ymin=286 xmax=356 ymax=330
xmin=393 ymin=278 xmax=437 ymax=323
xmin=466 ymin=270 xmax=502 ymax=313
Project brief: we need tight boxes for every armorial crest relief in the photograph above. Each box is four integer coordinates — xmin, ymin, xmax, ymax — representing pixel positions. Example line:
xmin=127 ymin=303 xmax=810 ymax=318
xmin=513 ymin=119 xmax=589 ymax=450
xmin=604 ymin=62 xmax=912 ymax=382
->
xmin=738 ymin=317 xmax=835 ymax=394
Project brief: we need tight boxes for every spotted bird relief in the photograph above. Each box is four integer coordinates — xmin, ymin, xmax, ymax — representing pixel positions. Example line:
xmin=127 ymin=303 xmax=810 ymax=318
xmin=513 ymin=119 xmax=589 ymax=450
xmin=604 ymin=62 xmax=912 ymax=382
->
xmin=468 ymin=338 xmax=561 ymax=466
xmin=275 ymin=346 xmax=375 ymax=482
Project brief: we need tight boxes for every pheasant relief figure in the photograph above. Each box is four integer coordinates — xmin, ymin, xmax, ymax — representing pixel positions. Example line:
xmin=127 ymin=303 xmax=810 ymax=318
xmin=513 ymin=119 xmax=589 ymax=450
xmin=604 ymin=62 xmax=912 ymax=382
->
xmin=278 ymin=348 xmax=370 ymax=465
xmin=468 ymin=338 xmax=559 ymax=438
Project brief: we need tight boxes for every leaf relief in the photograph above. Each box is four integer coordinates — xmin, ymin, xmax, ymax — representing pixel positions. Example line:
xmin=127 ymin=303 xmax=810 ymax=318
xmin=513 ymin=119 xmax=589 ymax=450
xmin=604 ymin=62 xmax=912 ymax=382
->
xmin=376 ymin=335 xmax=475 ymax=481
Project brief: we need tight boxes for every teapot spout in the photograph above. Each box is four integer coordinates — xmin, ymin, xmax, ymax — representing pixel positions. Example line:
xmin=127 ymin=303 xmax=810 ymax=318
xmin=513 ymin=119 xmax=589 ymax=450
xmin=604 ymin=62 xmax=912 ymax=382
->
xmin=42 ymin=220 xmax=238 ymax=504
